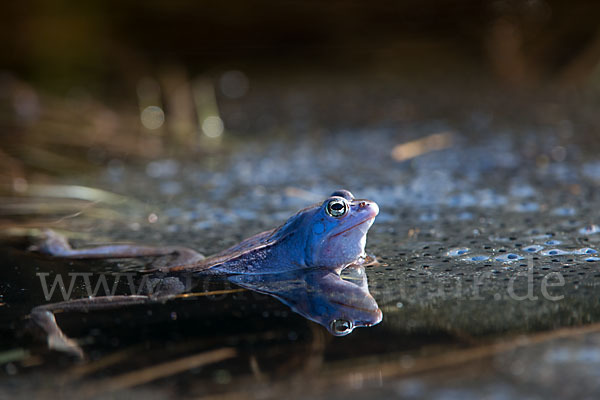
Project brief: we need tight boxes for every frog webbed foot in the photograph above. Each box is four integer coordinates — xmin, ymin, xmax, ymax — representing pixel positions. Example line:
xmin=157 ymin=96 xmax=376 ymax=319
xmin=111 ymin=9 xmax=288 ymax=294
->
xmin=31 ymin=310 xmax=85 ymax=359
xmin=30 ymin=295 xmax=152 ymax=359
xmin=30 ymin=229 xmax=74 ymax=256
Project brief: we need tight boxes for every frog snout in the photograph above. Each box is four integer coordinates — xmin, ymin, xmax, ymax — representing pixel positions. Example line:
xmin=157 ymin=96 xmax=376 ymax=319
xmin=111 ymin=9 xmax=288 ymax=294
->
xmin=359 ymin=201 xmax=379 ymax=218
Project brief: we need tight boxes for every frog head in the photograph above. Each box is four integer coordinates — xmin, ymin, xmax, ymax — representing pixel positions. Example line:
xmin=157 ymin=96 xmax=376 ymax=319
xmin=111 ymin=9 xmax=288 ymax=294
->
xmin=303 ymin=190 xmax=379 ymax=269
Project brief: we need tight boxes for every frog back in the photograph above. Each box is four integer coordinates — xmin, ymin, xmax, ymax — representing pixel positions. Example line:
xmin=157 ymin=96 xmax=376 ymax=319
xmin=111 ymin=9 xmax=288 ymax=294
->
xmin=191 ymin=207 xmax=315 ymax=274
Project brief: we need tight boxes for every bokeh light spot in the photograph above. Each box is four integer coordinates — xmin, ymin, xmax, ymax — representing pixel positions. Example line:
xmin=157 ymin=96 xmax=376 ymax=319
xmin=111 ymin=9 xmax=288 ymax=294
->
xmin=202 ymin=116 xmax=224 ymax=137
xmin=141 ymin=106 xmax=165 ymax=130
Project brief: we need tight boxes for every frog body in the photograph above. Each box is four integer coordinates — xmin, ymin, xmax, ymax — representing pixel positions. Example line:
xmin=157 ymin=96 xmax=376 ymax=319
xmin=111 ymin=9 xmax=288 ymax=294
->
xmin=40 ymin=189 xmax=379 ymax=274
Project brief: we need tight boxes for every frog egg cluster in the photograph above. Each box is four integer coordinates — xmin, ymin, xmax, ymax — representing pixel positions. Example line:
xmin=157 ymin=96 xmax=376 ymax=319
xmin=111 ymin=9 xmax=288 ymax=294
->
xmin=444 ymin=240 xmax=598 ymax=265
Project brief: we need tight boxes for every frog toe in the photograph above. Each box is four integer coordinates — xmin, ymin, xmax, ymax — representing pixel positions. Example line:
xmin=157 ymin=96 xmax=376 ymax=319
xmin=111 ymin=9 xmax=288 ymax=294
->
xmin=32 ymin=229 xmax=73 ymax=256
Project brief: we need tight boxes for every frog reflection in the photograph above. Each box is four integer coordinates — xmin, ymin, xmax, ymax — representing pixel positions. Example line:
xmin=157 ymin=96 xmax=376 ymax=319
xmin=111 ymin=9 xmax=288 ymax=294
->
xmin=229 ymin=264 xmax=382 ymax=336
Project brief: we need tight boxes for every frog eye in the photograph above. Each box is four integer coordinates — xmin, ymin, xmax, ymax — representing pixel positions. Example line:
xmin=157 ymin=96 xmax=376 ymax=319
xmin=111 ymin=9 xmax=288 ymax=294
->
xmin=329 ymin=319 xmax=353 ymax=335
xmin=326 ymin=198 xmax=348 ymax=218
xmin=330 ymin=189 xmax=354 ymax=201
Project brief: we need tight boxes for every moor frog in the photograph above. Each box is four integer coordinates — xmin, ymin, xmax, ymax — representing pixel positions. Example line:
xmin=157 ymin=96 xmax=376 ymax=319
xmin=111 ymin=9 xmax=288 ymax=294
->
xmin=30 ymin=189 xmax=381 ymax=357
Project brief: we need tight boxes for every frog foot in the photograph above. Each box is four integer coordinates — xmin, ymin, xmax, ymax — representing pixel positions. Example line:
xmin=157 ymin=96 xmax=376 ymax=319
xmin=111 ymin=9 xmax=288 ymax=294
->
xmin=48 ymin=330 xmax=85 ymax=359
xmin=31 ymin=310 xmax=85 ymax=359
xmin=30 ymin=229 xmax=73 ymax=256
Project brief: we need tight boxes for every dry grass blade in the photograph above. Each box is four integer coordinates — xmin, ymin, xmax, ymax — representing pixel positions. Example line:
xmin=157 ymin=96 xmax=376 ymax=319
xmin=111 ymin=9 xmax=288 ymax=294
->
xmin=391 ymin=131 xmax=454 ymax=162
xmin=62 ymin=346 xmax=144 ymax=382
xmin=0 ymin=348 xmax=29 ymax=364
xmin=12 ymin=184 xmax=136 ymax=205
xmin=77 ymin=347 xmax=236 ymax=397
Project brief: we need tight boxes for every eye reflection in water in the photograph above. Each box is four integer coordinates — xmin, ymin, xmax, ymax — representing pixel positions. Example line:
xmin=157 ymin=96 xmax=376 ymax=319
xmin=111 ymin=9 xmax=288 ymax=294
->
xmin=228 ymin=264 xmax=382 ymax=336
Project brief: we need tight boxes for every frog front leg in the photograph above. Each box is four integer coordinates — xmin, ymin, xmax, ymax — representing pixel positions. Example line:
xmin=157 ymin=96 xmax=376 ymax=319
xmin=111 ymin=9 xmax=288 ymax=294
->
xmin=33 ymin=229 xmax=205 ymax=271
xmin=30 ymin=295 xmax=153 ymax=359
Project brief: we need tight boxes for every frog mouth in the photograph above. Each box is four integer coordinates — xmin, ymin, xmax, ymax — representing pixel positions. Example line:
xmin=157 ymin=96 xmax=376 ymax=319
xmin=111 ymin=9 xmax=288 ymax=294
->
xmin=330 ymin=216 xmax=376 ymax=238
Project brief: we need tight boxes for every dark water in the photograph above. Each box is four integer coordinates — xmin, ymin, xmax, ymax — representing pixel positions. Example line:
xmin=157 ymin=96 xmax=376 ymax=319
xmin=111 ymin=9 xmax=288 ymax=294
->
xmin=1 ymin=106 xmax=600 ymax=398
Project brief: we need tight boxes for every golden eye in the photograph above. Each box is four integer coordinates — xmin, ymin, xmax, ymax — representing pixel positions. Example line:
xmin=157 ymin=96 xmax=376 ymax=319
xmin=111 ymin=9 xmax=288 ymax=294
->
xmin=326 ymin=198 xmax=348 ymax=218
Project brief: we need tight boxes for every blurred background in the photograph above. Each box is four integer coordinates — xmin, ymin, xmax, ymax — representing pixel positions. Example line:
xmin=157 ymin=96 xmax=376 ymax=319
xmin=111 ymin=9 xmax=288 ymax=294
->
xmin=1 ymin=0 xmax=600 ymax=175
xmin=3 ymin=2 xmax=600 ymax=398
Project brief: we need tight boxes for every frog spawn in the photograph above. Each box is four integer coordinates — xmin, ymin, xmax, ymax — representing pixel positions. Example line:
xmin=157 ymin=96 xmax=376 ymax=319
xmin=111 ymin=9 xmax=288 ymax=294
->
xmin=432 ymin=227 xmax=599 ymax=266
xmin=367 ymin=217 xmax=600 ymax=329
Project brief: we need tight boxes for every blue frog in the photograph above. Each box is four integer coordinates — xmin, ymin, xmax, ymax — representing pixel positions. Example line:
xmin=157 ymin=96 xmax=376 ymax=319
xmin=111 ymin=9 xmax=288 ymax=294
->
xmin=38 ymin=189 xmax=379 ymax=274
xmin=31 ymin=190 xmax=381 ymax=357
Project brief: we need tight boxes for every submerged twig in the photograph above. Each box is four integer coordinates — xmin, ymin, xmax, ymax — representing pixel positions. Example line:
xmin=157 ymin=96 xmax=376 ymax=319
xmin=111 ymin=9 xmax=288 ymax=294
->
xmin=77 ymin=347 xmax=236 ymax=397
xmin=175 ymin=289 xmax=247 ymax=299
